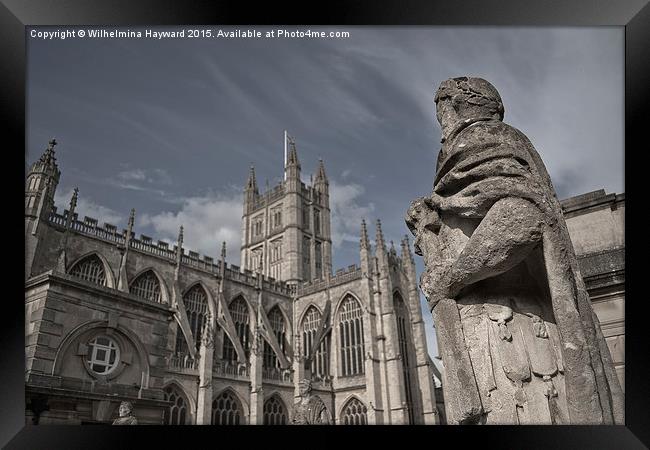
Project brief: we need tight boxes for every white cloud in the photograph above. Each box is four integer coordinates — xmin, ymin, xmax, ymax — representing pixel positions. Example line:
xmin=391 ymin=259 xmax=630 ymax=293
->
xmin=329 ymin=181 xmax=375 ymax=249
xmin=138 ymin=190 xmax=243 ymax=264
xmin=54 ymin=188 xmax=124 ymax=226
xmin=117 ymin=168 xmax=147 ymax=182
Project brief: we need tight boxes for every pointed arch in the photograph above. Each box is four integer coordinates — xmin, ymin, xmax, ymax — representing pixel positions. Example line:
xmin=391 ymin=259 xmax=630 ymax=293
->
xmin=182 ymin=280 xmax=217 ymax=316
xmin=263 ymin=394 xmax=288 ymax=425
xmin=212 ymin=388 xmax=246 ymax=425
xmin=339 ymin=395 xmax=368 ymax=425
xmin=175 ymin=283 xmax=210 ymax=355
xmin=337 ymin=294 xmax=366 ymax=377
xmin=163 ymin=382 xmax=191 ymax=425
xmin=129 ymin=268 xmax=170 ymax=304
xmin=263 ymin=305 xmax=288 ymax=371
xmin=223 ymin=295 xmax=251 ymax=362
xmin=393 ymin=290 xmax=416 ymax=424
xmin=301 ymin=304 xmax=329 ymax=378
xmin=67 ymin=251 xmax=116 ymax=288
xmin=334 ymin=290 xmax=366 ymax=316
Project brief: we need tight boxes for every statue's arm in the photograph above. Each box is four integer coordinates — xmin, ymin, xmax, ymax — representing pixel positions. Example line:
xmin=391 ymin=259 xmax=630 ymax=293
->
xmin=441 ymin=196 xmax=544 ymax=298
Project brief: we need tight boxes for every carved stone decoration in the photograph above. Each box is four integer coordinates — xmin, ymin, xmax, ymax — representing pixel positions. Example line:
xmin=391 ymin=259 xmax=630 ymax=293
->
xmin=405 ymin=76 xmax=624 ymax=425
xmin=291 ymin=379 xmax=331 ymax=425
xmin=112 ymin=401 xmax=138 ymax=425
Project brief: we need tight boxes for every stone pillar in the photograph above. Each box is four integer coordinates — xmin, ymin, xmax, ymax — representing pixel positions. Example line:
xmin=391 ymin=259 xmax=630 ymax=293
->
xmin=196 ymin=319 xmax=215 ymax=425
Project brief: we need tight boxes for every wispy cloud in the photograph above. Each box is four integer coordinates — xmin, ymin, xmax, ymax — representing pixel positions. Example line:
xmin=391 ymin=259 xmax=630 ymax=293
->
xmin=329 ymin=181 xmax=375 ymax=248
xmin=54 ymin=188 xmax=124 ymax=226
xmin=138 ymin=190 xmax=243 ymax=264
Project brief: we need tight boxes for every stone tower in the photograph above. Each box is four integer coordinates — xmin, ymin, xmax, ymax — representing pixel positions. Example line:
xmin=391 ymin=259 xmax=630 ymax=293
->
xmin=240 ymin=133 xmax=332 ymax=285
xmin=25 ymin=139 xmax=61 ymax=279
xmin=25 ymin=138 xmax=60 ymax=224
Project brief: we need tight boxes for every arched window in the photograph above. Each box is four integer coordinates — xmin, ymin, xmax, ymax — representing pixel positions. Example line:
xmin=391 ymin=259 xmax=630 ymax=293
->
xmin=212 ymin=391 xmax=243 ymax=425
xmin=175 ymin=285 xmax=209 ymax=355
xmin=301 ymin=306 xmax=329 ymax=378
xmin=130 ymin=270 xmax=162 ymax=303
xmin=263 ymin=396 xmax=287 ymax=425
xmin=163 ymin=385 xmax=188 ymax=425
xmin=338 ymin=295 xmax=365 ymax=377
xmin=222 ymin=297 xmax=250 ymax=362
xmin=263 ymin=306 xmax=287 ymax=370
xmin=341 ymin=397 xmax=368 ymax=425
xmin=69 ymin=254 xmax=107 ymax=286
xmin=394 ymin=292 xmax=415 ymax=424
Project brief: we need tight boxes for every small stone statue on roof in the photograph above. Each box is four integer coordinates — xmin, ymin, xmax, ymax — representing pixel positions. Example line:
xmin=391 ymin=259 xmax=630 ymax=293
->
xmin=112 ymin=401 xmax=138 ymax=425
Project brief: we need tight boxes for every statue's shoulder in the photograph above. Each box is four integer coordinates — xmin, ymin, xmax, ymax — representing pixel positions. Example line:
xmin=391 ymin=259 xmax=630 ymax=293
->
xmin=457 ymin=120 xmax=534 ymax=150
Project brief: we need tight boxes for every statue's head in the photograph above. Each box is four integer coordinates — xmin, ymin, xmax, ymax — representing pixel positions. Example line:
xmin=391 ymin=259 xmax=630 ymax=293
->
xmin=298 ymin=379 xmax=312 ymax=397
xmin=434 ymin=77 xmax=504 ymax=142
xmin=118 ymin=401 xmax=134 ymax=417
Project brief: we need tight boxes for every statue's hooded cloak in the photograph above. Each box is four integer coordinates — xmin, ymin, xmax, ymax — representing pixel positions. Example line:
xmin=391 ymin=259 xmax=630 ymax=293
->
xmin=432 ymin=116 xmax=624 ymax=425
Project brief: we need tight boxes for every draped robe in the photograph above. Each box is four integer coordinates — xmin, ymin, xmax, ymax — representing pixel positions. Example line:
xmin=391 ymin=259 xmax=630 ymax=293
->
xmin=428 ymin=117 xmax=623 ymax=424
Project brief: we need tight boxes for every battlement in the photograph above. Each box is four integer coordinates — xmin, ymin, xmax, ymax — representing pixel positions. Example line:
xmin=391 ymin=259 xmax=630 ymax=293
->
xmin=296 ymin=264 xmax=362 ymax=296
xmin=47 ymin=206 xmax=296 ymax=295
xmin=249 ymin=182 xmax=286 ymax=212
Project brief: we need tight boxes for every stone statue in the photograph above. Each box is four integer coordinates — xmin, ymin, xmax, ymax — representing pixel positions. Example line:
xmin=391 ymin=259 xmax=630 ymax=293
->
xmin=291 ymin=379 xmax=331 ymax=425
xmin=112 ymin=401 xmax=138 ymax=425
xmin=406 ymin=76 xmax=624 ymax=425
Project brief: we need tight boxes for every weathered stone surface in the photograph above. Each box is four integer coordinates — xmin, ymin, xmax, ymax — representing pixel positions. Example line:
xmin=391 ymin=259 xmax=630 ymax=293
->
xmin=406 ymin=76 xmax=624 ymax=425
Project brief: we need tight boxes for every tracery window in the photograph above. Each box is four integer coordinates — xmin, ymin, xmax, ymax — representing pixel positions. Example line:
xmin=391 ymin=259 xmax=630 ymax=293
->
xmin=394 ymin=292 xmax=415 ymax=424
xmin=263 ymin=306 xmax=287 ymax=370
xmin=263 ymin=396 xmax=287 ymax=425
xmin=86 ymin=335 xmax=119 ymax=375
xmin=175 ymin=285 xmax=209 ymax=354
xmin=301 ymin=306 xmax=329 ymax=378
xmin=341 ymin=397 xmax=368 ymax=425
xmin=163 ymin=385 xmax=188 ymax=425
xmin=69 ymin=254 xmax=107 ymax=286
xmin=250 ymin=247 xmax=263 ymax=273
xmin=302 ymin=236 xmax=311 ymax=281
xmin=212 ymin=391 xmax=242 ymax=425
xmin=338 ymin=295 xmax=365 ymax=377
xmin=314 ymin=209 xmax=321 ymax=235
xmin=222 ymin=297 xmax=250 ymax=361
xmin=130 ymin=270 xmax=162 ymax=303
xmin=315 ymin=241 xmax=322 ymax=280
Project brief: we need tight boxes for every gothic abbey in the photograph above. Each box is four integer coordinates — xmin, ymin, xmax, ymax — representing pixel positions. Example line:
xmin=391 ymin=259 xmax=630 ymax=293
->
xmin=24 ymin=137 xmax=439 ymax=425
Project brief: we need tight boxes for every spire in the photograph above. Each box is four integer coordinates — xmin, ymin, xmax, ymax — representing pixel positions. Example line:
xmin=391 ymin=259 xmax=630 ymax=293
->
xmin=246 ymin=165 xmax=258 ymax=193
xmin=286 ymin=135 xmax=300 ymax=169
xmin=389 ymin=240 xmax=397 ymax=257
xmin=126 ymin=208 xmax=136 ymax=239
xmin=39 ymin=138 xmax=58 ymax=167
xmin=375 ymin=219 xmax=386 ymax=251
xmin=314 ymin=158 xmax=328 ymax=183
xmin=403 ymin=235 xmax=415 ymax=263
xmin=69 ymin=187 xmax=79 ymax=213
xmin=177 ymin=225 xmax=184 ymax=249
xmin=64 ymin=187 xmax=79 ymax=228
xmin=360 ymin=219 xmax=370 ymax=249
xmin=220 ymin=241 xmax=227 ymax=277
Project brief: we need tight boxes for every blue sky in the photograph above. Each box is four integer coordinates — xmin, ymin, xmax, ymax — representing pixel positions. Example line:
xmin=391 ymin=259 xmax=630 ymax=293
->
xmin=27 ymin=26 xmax=624 ymax=361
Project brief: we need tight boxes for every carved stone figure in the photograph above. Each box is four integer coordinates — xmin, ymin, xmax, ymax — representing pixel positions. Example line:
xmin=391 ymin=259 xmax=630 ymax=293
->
xmin=112 ymin=401 xmax=138 ymax=425
xmin=406 ymin=76 xmax=624 ymax=425
xmin=291 ymin=379 xmax=331 ymax=425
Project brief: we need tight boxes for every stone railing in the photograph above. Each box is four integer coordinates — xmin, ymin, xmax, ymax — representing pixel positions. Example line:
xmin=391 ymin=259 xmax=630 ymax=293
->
xmin=297 ymin=265 xmax=362 ymax=296
xmin=223 ymin=267 xmax=296 ymax=296
xmin=169 ymin=354 xmax=199 ymax=373
xmin=262 ymin=367 xmax=294 ymax=384
xmin=130 ymin=237 xmax=176 ymax=260
xmin=213 ymin=360 xmax=250 ymax=380
xmin=46 ymin=206 xmax=296 ymax=296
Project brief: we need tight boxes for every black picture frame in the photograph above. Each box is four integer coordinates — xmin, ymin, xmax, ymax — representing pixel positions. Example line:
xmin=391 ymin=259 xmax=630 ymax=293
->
xmin=2 ymin=0 xmax=647 ymax=448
